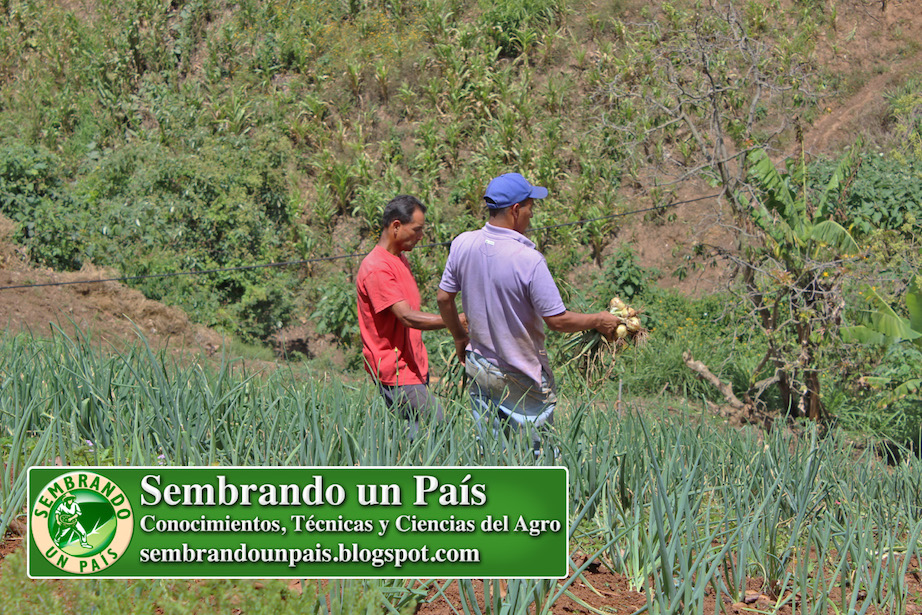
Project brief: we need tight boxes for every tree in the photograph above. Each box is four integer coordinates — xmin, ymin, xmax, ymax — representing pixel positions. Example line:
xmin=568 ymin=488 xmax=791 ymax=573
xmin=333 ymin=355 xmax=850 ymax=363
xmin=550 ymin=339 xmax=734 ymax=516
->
xmin=730 ymin=147 xmax=861 ymax=419
xmin=596 ymin=2 xmax=857 ymax=420
xmin=597 ymin=0 xmax=819 ymax=215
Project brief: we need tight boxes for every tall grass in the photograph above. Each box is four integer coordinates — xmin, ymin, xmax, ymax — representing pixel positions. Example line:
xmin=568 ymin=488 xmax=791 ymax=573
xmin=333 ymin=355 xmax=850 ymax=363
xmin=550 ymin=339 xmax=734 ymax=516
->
xmin=2 ymin=327 xmax=921 ymax=613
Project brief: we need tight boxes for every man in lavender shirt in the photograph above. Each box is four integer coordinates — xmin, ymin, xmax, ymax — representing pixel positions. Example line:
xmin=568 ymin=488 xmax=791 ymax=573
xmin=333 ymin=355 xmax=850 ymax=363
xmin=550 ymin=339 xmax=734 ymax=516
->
xmin=437 ymin=172 xmax=622 ymax=455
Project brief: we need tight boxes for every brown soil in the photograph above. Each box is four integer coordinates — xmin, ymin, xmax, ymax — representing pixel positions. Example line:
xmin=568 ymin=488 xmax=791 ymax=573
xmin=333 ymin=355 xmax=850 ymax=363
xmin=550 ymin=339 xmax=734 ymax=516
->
xmin=808 ymin=0 xmax=922 ymax=154
xmin=0 ymin=533 xmax=21 ymax=562
xmin=0 ymin=215 xmax=223 ymax=357
xmin=615 ymin=178 xmax=738 ymax=298
xmin=415 ymin=566 xmax=922 ymax=615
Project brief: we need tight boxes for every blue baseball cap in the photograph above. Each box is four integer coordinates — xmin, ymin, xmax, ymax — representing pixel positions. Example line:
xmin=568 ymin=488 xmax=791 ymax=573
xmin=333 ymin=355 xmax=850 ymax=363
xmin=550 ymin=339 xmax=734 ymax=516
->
xmin=483 ymin=173 xmax=548 ymax=209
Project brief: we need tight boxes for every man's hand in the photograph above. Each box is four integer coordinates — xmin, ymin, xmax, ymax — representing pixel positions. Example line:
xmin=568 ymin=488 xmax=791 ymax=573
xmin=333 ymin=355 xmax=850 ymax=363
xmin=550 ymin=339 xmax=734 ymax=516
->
xmin=454 ymin=335 xmax=470 ymax=365
xmin=593 ymin=311 xmax=622 ymax=341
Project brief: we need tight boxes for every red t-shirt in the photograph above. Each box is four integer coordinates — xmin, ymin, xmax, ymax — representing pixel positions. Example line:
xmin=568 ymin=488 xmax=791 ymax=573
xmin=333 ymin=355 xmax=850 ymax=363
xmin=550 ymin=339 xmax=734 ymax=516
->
xmin=356 ymin=245 xmax=428 ymax=386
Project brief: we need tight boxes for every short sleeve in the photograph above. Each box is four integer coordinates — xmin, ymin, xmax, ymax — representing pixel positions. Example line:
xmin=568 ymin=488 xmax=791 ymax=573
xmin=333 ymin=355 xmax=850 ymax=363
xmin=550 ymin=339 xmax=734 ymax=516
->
xmin=362 ymin=263 xmax=407 ymax=314
xmin=439 ymin=244 xmax=460 ymax=293
xmin=529 ymin=259 xmax=566 ymax=317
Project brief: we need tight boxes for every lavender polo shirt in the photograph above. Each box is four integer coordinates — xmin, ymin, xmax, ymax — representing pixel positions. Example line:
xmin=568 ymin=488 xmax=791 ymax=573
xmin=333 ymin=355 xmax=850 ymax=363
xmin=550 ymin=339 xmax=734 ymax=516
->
xmin=439 ymin=223 xmax=566 ymax=387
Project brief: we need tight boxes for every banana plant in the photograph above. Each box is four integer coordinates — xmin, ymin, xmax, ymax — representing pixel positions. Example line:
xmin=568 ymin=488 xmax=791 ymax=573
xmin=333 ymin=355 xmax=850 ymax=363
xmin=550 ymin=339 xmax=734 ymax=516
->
xmin=842 ymin=276 xmax=922 ymax=403
xmin=745 ymin=147 xmax=860 ymax=265
xmin=735 ymin=147 xmax=862 ymax=420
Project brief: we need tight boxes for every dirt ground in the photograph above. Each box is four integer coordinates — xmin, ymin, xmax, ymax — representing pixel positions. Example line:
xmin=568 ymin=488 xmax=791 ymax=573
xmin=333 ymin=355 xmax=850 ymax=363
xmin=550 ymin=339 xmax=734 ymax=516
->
xmin=414 ymin=565 xmax=922 ymax=615
xmin=0 ymin=215 xmax=223 ymax=357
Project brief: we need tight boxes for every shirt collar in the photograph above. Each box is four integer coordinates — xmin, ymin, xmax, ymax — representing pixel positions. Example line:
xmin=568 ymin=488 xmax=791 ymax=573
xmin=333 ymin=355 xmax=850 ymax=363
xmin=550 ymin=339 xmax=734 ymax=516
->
xmin=373 ymin=244 xmax=407 ymax=262
xmin=483 ymin=223 xmax=536 ymax=250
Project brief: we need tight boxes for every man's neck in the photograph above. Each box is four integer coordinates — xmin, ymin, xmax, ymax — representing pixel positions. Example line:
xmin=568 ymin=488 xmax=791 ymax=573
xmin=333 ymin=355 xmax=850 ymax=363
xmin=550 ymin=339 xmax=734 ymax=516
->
xmin=488 ymin=213 xmax=517 ymax=232
xmin=377 ymin=234 xmax=402 ymax=256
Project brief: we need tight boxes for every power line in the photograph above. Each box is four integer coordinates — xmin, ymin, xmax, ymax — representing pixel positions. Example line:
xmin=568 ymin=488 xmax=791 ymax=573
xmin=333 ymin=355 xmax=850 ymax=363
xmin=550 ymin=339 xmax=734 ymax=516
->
xmin=0 ymin=253 xmax=364 ymax=292
xmin=0 ymin=192 xmax=721 ymax=292
xmin=532 ymin=193 xmax=719 ymax=232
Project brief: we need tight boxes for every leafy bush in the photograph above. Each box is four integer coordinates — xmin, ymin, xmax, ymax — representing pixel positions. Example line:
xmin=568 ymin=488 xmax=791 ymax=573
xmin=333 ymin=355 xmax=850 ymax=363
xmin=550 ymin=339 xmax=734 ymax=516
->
xmin=867 ymin=344 xmax=922 ymax=447
xmin=81 ymin=137 xmax=299 ymax=340
xmin=809 ymin=152 xmax=922 ymax=238
xmin=231 ymin=275 xmax=298 ymax=343
xmin=592 ymin=244 xmax=649 ymax=303
xmin=838 ymin=274 xmax=922 ymax=445
xmin=885 ymin=78 xmax=922 ymax=160
xmin=310 ymin=272 xmax=360 ymax=347
xmin=0 ymin=142 xmax=90 ymax=269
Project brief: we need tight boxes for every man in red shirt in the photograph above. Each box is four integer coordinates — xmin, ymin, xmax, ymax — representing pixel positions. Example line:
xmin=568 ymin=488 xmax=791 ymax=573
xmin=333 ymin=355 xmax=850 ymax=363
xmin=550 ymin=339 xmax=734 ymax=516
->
xmin=356 ymin=195 xmax=448 ymax=436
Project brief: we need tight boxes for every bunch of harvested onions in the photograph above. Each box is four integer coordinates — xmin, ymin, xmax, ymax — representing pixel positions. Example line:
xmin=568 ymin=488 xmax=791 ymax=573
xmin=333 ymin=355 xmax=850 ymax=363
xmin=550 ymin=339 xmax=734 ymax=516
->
xmin=608 ymin=296 xmax=648 ymax=347
xmin=562 ymin=296 xmax=649 ymax=378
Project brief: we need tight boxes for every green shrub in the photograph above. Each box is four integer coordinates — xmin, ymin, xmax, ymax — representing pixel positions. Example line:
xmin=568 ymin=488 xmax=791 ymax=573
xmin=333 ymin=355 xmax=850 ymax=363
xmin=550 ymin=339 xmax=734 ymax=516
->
xmin=0 ymin=142 xmax=90 ymax=269
xmin=808 ymin=153 xmax=922 ymax=238
xmin=77 ymin=137 xmax=299 ymax=340
xmin=592 ymin=244 xmax=649 ymax=303
xmin=868 ymin=344 xmax=922 ymax=447
xmin=231 ymin=275 xmax=298 ymax=343
xmin=310 ymin=272 xmax=359 ymax=348
xmin=885 ymin=78 xmax=922 ymax=160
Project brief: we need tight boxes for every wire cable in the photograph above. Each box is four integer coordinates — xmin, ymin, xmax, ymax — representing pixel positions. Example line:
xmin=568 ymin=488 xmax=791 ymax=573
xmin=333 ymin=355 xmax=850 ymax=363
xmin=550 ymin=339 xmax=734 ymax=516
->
xmin=0 ymin=192 xmax=722 ymax=292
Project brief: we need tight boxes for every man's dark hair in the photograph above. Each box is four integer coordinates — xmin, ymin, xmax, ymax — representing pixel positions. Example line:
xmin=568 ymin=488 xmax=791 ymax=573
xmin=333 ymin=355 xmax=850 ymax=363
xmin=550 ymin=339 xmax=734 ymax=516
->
xmin=487 ymin=197 xmax=529 ymax=217
xmin=382 ymin=195 xmax=426 ymax=229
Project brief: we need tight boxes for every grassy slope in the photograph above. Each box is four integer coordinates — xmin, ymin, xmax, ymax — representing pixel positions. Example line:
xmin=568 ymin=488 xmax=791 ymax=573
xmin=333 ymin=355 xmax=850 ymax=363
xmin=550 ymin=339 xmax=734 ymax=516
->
xmin=0 ymin=0 xmax=919 ymax=390
xmin=0 ymin=2 xmax=806 ymax=326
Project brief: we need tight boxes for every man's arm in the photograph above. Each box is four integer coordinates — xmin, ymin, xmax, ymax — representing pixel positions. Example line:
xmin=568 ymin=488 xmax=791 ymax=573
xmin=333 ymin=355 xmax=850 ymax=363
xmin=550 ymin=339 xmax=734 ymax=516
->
xmin=388 ymin=300 xmax=446 ymax=330
xmin=544 ymin=310 xmax=621 ymax=339
xmin=437 ymin=289 xmax=470 ymax=364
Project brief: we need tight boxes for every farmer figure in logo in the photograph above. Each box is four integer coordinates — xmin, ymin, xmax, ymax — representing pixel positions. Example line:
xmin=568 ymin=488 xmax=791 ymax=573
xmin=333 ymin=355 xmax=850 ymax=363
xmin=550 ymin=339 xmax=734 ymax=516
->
xmin=54 ymin=492 xmax=92 ymax=549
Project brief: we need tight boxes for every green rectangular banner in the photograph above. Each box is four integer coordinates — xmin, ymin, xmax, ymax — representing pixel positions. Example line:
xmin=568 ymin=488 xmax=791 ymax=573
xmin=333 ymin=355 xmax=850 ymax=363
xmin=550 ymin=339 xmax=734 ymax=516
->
xmin=28 ymin=466 xmax=568 ymax=579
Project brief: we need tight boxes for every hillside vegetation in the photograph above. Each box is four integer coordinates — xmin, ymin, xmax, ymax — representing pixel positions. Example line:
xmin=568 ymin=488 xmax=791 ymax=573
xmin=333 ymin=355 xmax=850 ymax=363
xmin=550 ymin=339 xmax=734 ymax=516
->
xmin=0 ymin=0 xmax=920 ymax=434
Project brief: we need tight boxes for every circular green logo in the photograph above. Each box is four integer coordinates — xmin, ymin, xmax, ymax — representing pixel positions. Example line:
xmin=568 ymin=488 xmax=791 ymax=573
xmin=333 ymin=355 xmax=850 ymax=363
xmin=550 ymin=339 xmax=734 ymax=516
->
xmin=32 ymin=471 xmax=134 ymax=574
